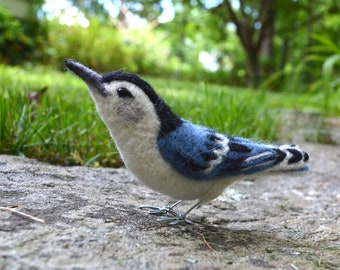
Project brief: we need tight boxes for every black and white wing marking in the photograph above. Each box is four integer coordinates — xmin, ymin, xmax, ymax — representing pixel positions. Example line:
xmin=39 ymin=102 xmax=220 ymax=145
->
xmin=157 ymin=120 xmax=309 ymax=180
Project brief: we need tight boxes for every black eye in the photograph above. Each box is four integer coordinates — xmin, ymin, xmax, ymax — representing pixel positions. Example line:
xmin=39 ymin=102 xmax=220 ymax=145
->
xmin=117 ymin=87 xmax=134 ymax=98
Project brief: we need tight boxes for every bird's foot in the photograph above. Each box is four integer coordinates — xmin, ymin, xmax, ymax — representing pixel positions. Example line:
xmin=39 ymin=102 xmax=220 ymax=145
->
xmin=139 ymin=205 xmax=176 ymax=216
xmin=140 ymin=200 xmax=182 ymax=216
xmin=139 ymin=201 xmax=195 ymax=225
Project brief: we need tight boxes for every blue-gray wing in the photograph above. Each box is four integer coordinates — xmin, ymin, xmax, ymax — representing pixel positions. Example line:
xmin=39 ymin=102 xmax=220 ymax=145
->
xmin=157 ymin=121 xmax=309 ymax=180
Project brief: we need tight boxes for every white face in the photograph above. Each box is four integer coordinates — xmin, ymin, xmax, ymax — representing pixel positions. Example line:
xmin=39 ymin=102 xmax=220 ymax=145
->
xmin=88 ymin=80 xmax=161 ymax=135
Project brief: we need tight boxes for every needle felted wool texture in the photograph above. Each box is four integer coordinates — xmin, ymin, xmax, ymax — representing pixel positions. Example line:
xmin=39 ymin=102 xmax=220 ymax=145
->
xmin=64 ymin=59 xmax=310 ymax=211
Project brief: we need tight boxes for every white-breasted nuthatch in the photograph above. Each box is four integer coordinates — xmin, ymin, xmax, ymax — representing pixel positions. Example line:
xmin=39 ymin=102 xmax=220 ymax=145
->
xmin=65 ymin=59 xmax=309 ymax=225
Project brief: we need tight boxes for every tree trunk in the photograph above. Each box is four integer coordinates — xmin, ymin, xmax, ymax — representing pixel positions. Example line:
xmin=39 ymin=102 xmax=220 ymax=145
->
xmin=259 ymin=7 xmax=275 ymax=80
xmin=246 ymin=48 xmax=261 ymax=88
xmin=224 ymin=0 xmax=276 ymax=88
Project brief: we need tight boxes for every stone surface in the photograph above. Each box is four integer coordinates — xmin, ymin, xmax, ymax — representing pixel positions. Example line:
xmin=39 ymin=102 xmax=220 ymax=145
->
xmin=0 ymin=142 xmax=339 ymax=270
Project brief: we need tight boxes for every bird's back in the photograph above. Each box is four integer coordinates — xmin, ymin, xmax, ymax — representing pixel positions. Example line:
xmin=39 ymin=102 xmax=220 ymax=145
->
xmin=157 ymin=120 xmax=309 ymax=181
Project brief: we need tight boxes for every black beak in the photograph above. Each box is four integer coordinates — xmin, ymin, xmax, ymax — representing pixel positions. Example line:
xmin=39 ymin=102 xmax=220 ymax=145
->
xmin=64 ymin=59 xmax=107 ymax=97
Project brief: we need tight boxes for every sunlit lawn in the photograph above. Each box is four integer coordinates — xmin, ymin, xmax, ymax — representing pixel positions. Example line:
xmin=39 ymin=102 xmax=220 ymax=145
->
xmin=0 ymin=64 xmax=338 ymax=167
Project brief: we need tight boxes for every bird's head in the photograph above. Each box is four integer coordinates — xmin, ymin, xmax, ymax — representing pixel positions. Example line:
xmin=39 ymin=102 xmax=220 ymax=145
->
xmin=64 ymin=59 xmax=182 ymax=138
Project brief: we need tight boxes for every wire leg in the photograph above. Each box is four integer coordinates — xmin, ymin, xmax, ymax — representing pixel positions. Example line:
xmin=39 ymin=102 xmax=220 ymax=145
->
xmin=183 ymin=201 xmax=201 ymax=217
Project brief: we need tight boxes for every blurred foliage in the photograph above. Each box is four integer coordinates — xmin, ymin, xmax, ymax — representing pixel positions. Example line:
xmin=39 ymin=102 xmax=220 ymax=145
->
xmin=67 ymin=0 xmax=110 ymax=23
xmin=47 ymin=18 xmax=235 ymax=83
xmin=0 ymin=0 xmax=339 ymax=90
xmin=0 ymin=5 xmax=48 ymax=64
xmin=66 ymin=0 xmax=339 ymax=89
xmin=49 ymin=19 xmax=175 ymax=75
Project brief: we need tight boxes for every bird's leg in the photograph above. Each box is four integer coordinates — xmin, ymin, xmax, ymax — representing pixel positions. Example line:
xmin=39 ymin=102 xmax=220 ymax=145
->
xmin=140 ymin=201 xmax=201 ymax=225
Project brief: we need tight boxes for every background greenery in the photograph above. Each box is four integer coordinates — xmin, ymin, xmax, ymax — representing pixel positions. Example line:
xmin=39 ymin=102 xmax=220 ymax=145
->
xmin=0 ymin=0 xmax=339 ymax=166
xmin=1 ymin=1 xmax=339 ymax=90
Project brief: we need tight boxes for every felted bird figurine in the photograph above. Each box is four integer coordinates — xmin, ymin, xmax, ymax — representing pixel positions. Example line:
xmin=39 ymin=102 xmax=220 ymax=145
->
xmin=65 ymin=59 xmax=309 ymax=225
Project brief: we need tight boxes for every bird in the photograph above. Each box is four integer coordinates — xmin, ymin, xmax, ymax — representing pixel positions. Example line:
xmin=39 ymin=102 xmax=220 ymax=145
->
xmin=65 ymin=59 xmax=310 ymax=225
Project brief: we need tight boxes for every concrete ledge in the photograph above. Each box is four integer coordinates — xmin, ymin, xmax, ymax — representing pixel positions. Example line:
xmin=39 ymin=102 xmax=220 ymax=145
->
xmin=0 ymin=142 xmax=339 ymax=269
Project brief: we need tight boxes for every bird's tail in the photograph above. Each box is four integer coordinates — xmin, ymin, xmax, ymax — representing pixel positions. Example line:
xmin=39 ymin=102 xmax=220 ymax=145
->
xmin=270 ymin=144 xmax=309 ymax=172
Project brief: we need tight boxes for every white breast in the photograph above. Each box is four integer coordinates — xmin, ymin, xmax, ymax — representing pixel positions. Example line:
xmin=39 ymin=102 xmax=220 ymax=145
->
xmin=112 ymin=121 xmax=220 ymax=201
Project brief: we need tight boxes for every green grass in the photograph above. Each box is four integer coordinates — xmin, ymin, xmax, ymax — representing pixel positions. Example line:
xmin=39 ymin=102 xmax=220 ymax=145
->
xmin=0 ymin=65 xmax=117 ymax=166
xmin=0 ymin=64 xmax=339 ymax=167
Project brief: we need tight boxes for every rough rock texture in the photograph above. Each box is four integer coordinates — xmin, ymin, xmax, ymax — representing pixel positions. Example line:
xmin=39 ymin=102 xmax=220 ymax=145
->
xmin=0 ymin=142 xmax=339 ymax=270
